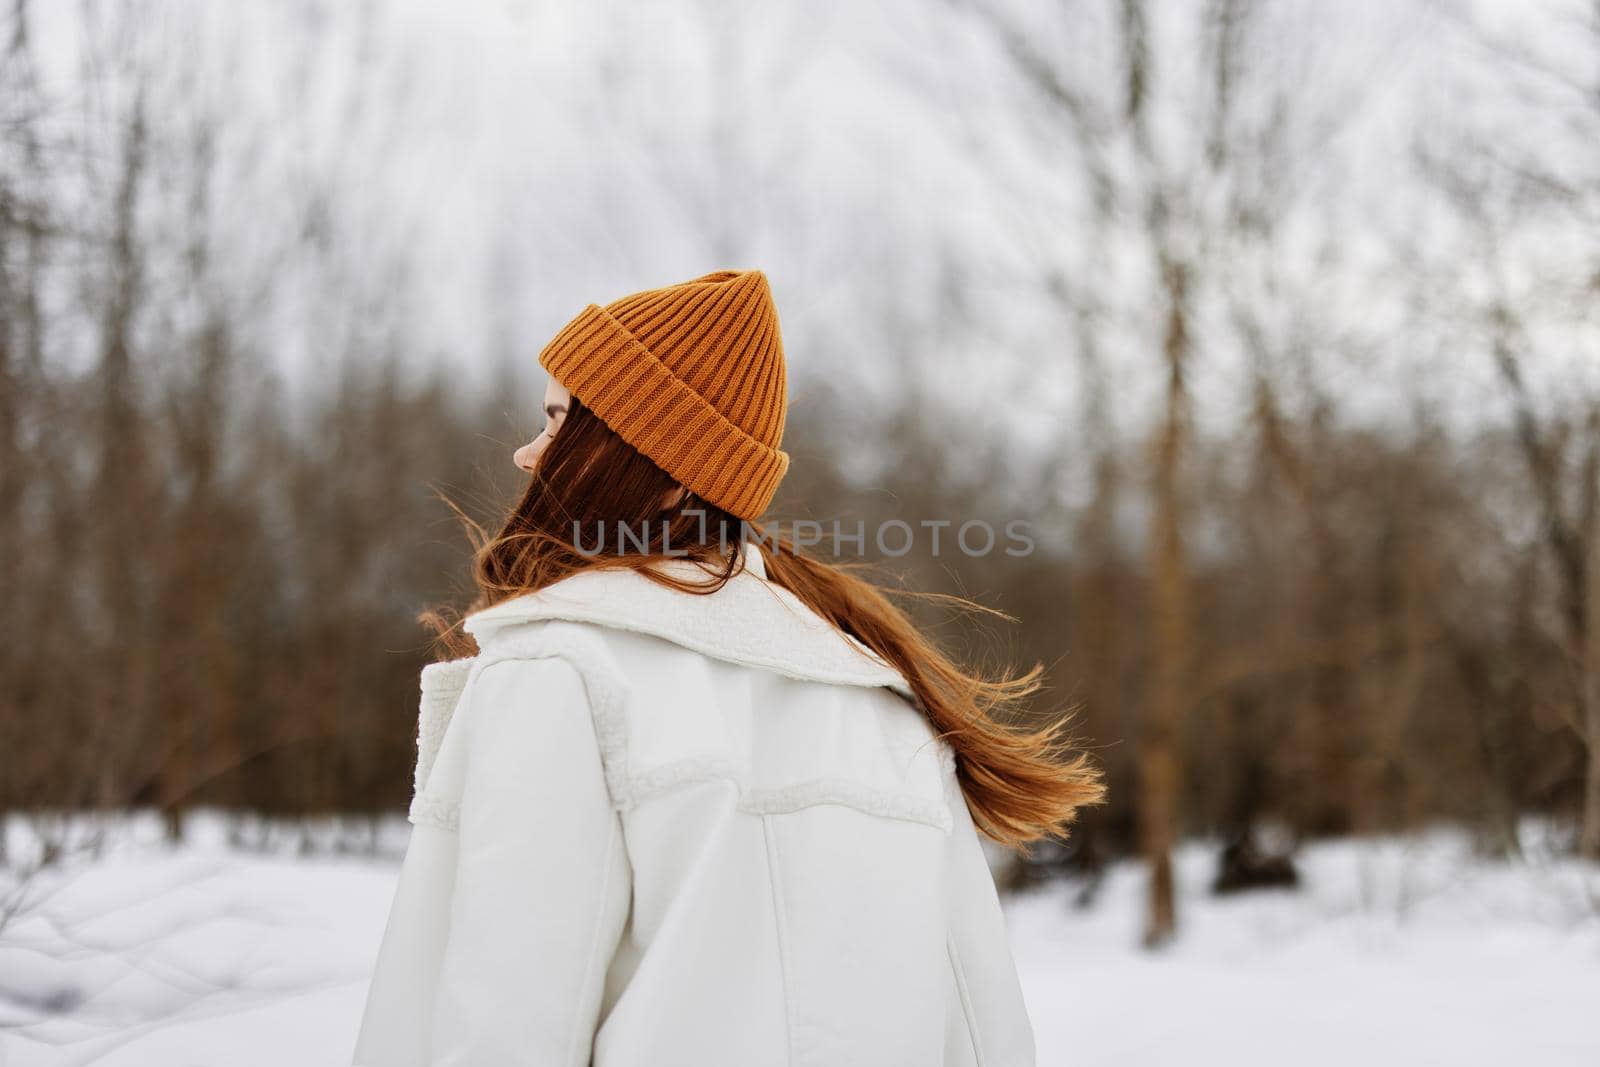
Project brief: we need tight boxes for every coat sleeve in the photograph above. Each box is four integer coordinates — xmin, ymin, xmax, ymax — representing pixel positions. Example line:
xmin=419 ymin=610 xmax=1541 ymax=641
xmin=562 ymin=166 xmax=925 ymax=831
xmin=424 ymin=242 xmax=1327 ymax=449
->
xmin=429 ymin=654 xmax=632 ymax=1067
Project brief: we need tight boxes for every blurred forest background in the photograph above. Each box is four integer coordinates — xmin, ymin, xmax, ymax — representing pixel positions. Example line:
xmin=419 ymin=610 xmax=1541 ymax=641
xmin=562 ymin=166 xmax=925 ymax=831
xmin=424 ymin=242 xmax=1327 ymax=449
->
xmin=2 ymin=0 xmax=1599 ymax=958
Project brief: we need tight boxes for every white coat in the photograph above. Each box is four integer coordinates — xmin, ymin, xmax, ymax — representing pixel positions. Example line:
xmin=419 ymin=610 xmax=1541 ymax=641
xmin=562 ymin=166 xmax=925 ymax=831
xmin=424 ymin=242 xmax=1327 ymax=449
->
xmin=352 ymin=549 xmax=1035 ymax=1067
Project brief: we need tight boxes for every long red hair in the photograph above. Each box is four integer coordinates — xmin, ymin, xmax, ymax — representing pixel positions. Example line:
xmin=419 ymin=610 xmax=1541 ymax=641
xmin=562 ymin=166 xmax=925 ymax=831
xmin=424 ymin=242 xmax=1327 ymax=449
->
xmin=423 ymin=399 xmax=1105 ymax=846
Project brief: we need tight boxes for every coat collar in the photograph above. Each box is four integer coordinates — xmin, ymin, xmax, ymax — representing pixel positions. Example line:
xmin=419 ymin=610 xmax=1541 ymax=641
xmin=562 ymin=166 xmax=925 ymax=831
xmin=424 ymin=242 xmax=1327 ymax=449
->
xmin=462 ymin=551 xmax=913 ymax=698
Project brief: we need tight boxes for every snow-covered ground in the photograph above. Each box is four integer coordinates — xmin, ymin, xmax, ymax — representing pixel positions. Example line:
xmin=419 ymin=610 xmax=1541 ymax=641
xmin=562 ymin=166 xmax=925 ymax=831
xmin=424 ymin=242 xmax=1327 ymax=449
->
xmin=1 ymin=816 xmax=1596 ymax=1066
xmin=1009 ymin=827 xmax=1600 ymax=1066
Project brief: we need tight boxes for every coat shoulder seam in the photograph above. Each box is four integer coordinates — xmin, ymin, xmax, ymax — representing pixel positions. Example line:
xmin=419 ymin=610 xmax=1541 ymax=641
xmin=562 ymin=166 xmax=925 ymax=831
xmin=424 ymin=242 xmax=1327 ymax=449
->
xmin=408 ymin=626 xmax=632 ymax=830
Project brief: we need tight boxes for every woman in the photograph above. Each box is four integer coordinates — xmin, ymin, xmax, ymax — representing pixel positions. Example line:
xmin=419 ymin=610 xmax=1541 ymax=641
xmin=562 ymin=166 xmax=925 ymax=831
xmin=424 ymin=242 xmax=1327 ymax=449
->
xmin=352 ymin=269 xmax=1104 ymax=1067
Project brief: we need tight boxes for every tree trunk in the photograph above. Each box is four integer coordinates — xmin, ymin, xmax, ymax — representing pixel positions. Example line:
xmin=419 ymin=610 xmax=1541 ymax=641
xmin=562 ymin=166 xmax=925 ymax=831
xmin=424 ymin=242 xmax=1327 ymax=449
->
xmin=1140 ymin=254 xmax=1192 ymax=948
xmin=1582 ymin=677 xmax=1600 ymax=859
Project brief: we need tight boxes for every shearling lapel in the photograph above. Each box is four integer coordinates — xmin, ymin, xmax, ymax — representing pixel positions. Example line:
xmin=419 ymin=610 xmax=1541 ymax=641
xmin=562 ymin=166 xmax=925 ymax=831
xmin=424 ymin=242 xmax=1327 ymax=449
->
xmin=461 ymin=553 xmax=912 ymax=698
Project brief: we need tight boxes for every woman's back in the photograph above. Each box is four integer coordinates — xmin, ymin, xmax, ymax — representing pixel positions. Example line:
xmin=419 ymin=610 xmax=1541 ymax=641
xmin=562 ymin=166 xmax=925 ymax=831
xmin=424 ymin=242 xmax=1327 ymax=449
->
xmin=353 ymin=552 xmax=1036 ymax=1066
xmin=356 ymin=268 xmax=1101 ymax=1065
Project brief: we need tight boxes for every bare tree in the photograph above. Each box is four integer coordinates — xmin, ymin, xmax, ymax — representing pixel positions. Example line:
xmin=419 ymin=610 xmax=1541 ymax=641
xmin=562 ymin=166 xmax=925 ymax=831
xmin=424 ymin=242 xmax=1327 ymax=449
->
xmin=1419 ymin=1 xmax=1600 ymax=855
xmin=942 ymin=0 xmax=1396 ymax=942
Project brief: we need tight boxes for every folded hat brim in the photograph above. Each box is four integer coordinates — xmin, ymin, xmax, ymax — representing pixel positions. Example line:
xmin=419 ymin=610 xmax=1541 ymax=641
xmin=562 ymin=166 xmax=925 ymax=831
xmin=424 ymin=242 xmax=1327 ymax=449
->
xmin=538 ymin=303 xmax=789 ymax=521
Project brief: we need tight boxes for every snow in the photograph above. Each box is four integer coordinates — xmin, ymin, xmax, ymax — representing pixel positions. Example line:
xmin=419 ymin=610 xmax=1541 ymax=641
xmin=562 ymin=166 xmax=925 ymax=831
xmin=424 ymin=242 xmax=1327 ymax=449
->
xmin=1 ymin=816 xmax=1596 ymax=1066
xmin=0 ymin=815 xmax=403 ymax=1067
xmin=1009 ymin=829 xmax=1600 ymax=1066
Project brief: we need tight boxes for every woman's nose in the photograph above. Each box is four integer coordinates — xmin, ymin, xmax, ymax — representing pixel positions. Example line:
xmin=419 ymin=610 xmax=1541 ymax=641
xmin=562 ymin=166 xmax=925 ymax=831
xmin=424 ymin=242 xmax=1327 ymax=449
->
xmin=513 ymin=441 xmax=537 ymax=473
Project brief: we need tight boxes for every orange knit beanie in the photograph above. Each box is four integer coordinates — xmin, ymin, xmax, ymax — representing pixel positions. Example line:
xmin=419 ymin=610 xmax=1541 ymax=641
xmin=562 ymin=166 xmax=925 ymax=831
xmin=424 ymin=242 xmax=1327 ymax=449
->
xmin=537 ymin=268 xmax=789 ymax=521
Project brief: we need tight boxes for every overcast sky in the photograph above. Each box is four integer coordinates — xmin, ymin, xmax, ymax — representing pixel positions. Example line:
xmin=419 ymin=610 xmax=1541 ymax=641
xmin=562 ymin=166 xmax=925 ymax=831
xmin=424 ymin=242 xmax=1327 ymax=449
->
xmin=21 ymin=0 xmax=1597 ymax=457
